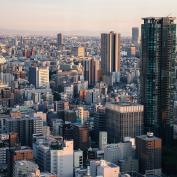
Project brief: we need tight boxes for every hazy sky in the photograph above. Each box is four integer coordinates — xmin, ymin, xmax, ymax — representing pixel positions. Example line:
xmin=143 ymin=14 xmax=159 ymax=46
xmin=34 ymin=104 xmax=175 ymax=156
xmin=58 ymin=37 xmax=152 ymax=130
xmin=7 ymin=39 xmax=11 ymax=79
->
xmin=1 ymin=0 xmax=177 ymax=35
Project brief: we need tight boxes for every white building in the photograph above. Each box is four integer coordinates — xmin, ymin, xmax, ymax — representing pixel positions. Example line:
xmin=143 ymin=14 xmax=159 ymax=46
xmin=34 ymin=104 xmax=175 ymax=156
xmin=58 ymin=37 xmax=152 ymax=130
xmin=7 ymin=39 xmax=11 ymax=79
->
xmin=104 ymin=142 xmax=132 ymax=164
xmin=0 ymin=147 xmax=9 ymax=165
xmin=74 ymin=150 xmax=83 ymax=168
xmin=33 ymin=117 xmax=43 ymax=135
xmin=90 ymin=160 xmax=120 ymax=177
xmin=99 ymin=131 xmax=107 ymax=150
xmin=51 ymin=140 xmax=73 ymax=177
xmin=37 ymin=67 xmax=49 ymax=88
xmin=103 ymin=141 xmax=139 ymax=173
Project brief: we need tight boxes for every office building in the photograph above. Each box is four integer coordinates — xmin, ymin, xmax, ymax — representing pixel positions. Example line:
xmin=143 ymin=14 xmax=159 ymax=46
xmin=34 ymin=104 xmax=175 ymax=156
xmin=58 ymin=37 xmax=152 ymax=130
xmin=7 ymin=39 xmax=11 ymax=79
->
xmin=13 ymin=148 xmax=33 ymax=161
xmin=33 ymin=136 xmax=73 ymax=177
xmin=83 ymin=58 xmax=101 ymax=86
xmin=74 ymin=150 xmax=83 ymax=168
xmin=35 ymin=142 xmax=51 ymax=172
xmin=33 ymin=136 xmax=56 ymax=173
xmin=104 ymin=140 xmax=138 ymax=173
xmin=57 ymin=33 xmax=63 ymax=48
xmin=73 ymin=47 xmax=85 ymax=57
xmin=37 ymin=67 xmax=49 ymax=88
xmin=132 ymin=27 xmax=139 ymax=46
xmin=13 ymin=160 xmax=40 ymax=177
xmin=63 ymin=122 xmax=75 ymax=140
xmin=99 ymin=131 xmax=107 ymax=150
xmin=50 ymin=140 xmax=73 ymax=177
xmin=64 ymin=110 xmax=77 ymax=123
xmin=52 ymin=119 xmax=64 ymax=136
xmin=75 ymin=106 xmax=89 ymax=125
xmin=54 ymin=100 xmax=69 ymax=120
xmin=29 ymin=66 xmax=49 ymax=88
xmin=0 ymin=82 xmax=14 ymax=110
xmin=136 ymin=132 xmax=162 ymax=176
xmin=5 ymin=116 xmax=43 ymax=146
xmin=75 ymin=168 xmax=88 ymax=177
xmin=90 ymin=160 xmax=120 ymax=177
xmin=73 ymin=124 xmax=89 ymax=150
xmin=101 ymin=31 xmax=121 ymax=85
xmin=0 ymin=132 xmax=19 ymax=176
xmin=92 ymin=59 xmax=101 ymax=85
xmin=106 ymin=103 xmax=144 ymax=143
xmin=54 ymin=100 xmax=69 ymax=113
xmin=94 ymin=105 xmax=106 ymax=141
xmin=104 ymin=141 xmax=132 ymax=164
xmin=29 ymin=66 xmax=37 ymax=87
xmin=141 ymin=17 xmax=176 ymax=144
xmin=85 ymin=88 xmax=101 ymax=105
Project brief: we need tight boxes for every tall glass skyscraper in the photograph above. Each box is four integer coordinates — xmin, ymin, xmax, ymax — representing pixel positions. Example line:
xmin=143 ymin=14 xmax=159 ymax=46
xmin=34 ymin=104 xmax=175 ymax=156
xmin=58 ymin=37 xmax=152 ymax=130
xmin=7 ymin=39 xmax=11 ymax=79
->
xmin=141 ymin=17 xmax=176 ymax=144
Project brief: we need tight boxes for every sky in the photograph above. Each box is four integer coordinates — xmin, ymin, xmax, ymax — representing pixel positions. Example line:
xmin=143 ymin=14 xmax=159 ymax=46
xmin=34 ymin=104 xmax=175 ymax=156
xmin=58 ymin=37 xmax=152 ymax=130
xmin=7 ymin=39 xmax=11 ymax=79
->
xmin=1 ymin=0 xmax=177 ymax=36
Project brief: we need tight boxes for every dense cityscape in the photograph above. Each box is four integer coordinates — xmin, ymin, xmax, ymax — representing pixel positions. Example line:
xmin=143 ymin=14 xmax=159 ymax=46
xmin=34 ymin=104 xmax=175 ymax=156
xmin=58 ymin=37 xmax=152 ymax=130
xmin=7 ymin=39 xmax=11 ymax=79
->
xmin=0 ymin=1 xmax=177 ymax=177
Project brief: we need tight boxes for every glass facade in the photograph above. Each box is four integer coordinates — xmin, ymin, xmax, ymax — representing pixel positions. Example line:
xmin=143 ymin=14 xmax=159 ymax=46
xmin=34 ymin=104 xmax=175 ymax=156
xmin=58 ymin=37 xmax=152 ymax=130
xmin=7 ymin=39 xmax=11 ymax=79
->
xmin=141 ymin=17 xmax=176 ymax=144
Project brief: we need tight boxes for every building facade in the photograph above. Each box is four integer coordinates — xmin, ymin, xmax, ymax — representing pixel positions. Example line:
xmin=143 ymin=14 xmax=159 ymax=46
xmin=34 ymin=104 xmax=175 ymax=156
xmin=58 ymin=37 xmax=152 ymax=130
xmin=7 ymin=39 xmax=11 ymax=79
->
xmin=132 ymin=27 xmax=139 ymax=46
xmin=29 ymin=66 xmax=49 ymax=88
xmin=136 ymin=132 xmax=162 ymax=176
xmin=141 ymin=17 xmax=176 ymax=144
xmin=90 ymin=160 xmax=120 ymax=177
xmin=50 ymin=140 xmax=73 ymax=177
xmin=106 ymin=103 xmax=144 ymax=143
xmin=101 ymin=31 xmax=121 ymax=85
xmin=57 ymin=33 xmax=63 ymax=48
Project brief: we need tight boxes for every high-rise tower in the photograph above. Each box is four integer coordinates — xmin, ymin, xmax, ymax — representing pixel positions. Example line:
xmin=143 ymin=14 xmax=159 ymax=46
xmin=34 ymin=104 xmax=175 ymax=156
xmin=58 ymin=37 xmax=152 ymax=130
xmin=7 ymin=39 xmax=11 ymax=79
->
xmin=141 ymin=17 xmax=176 ymax=144
xmin=132 ymin=27 xmax=139 ymax=46
xmin=57 ymin=33 xmax=63 ymax=48
xmin=136 ymin=132 xmax=162 ymax=176
xmin=101 ymin=31 xmax=121 ymax=85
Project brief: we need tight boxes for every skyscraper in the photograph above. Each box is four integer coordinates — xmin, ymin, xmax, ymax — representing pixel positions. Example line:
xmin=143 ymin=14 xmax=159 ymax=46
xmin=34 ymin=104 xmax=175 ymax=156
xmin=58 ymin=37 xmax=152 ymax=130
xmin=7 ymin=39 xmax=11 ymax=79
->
xmin=29 ymin=66 xmax=37 ymax=87
xmin=136 ymin=132 xmax=162 ymax=176
xmin=106 ymin=103 xmax=144 ymax=143
xmin=141 ymin=17 xmax=176 ymax=144
xmin=132 ymin=27 xmax=139 ymax=45
xmin=83 ymin=58 xmax=101 ymax=86
xmin=101 ymin=31 xmax=121 ymax=85
xmin=57 ymin=33 xmax=63 ymax=48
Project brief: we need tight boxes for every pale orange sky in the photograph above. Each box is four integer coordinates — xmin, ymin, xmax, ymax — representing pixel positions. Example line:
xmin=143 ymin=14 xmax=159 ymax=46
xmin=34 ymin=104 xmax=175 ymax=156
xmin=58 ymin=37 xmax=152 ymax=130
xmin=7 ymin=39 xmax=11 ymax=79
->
xmin=1 ymin=0 xmax=177 ymax=35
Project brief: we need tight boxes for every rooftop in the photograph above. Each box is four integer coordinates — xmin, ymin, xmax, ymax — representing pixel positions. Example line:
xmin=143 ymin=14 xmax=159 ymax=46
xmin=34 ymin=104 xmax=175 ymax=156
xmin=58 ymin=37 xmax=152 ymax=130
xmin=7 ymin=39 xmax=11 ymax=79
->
xmin=137 ymin=132 xmax=161 ymax=141
xmin=106 ymin=102 xmax=144 ymax=113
